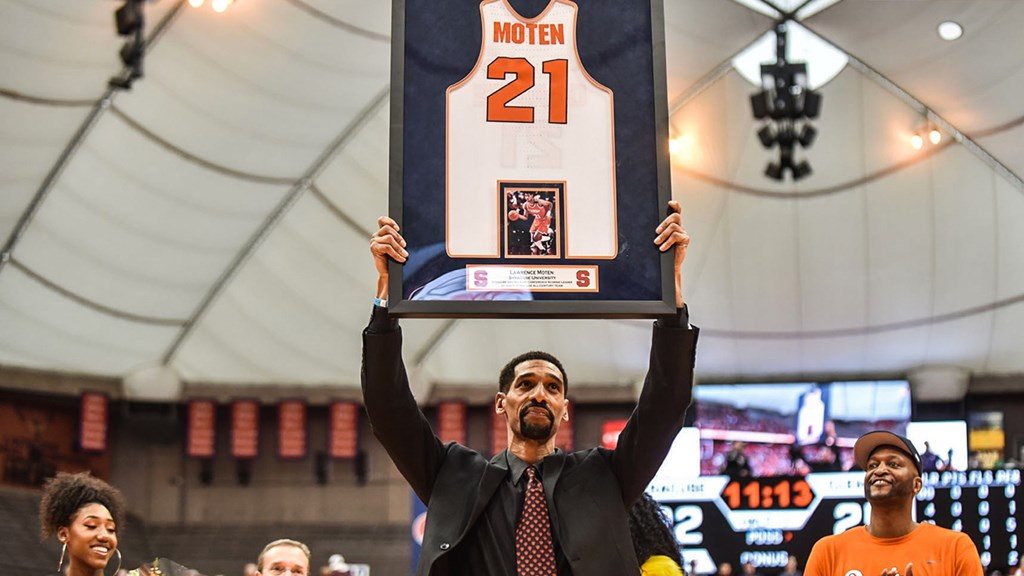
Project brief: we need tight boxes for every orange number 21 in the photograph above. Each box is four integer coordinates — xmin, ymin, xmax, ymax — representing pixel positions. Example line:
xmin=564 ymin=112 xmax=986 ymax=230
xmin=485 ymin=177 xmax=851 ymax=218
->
xmin=487 ymin=57 xmax=568 ymax=124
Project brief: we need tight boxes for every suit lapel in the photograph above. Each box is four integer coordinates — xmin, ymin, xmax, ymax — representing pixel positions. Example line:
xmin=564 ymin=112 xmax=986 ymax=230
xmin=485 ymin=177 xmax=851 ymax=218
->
xmin=541 ymin=450 xmax=566 ymax=503
xmin=541 ymin=451 xmax=566 ymax=538
xmin=460 ymin=451 xmax=509 ymax=539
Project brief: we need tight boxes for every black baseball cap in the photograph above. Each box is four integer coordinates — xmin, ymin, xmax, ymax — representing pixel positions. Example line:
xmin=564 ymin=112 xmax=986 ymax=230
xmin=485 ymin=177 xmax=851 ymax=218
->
xmin=853 ymin=430 xmax=923 ymax=475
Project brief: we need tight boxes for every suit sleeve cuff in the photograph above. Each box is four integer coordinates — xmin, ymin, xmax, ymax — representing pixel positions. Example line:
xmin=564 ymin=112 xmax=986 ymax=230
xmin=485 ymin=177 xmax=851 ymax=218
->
xmin=655 ymin=304 xmax=691 ymax=329
xmin=366 ymin=305 xmax=399 ymax=334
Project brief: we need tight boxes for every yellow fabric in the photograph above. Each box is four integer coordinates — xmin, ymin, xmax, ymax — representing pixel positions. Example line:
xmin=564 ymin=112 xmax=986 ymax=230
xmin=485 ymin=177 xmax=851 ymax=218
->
xmin=641 ymin=555 xmax=685 ymax=576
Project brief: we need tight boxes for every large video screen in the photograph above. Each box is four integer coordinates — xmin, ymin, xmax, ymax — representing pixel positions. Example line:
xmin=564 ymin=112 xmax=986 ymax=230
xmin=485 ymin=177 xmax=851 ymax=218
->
xmin=644 ymin=382 xmax=1020 ymax=573
xmin=694 ymin=381 xmax=912 ymax=477
xmin=650 ymin=468 xmax=1021 ymax=574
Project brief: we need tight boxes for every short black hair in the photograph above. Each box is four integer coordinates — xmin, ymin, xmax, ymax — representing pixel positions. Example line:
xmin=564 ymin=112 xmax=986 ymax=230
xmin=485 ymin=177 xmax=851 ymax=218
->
xmin=498 ymin=351 xmax=568 ymax=394
xmin=39 ymin=472 xmax=126 ymax=540
xmin=628 ymin=492 xmax=682 ymax=566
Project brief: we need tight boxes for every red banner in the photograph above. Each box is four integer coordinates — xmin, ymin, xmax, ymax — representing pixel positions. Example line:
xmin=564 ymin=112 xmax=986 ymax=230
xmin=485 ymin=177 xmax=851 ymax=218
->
xmin=437 ymin=402 xmax=466 ymax=445
xmin=278 ymin=400 xmax=307 ymax=459
xmin=187 ymin=400 xmax=216 ymax=458
xmin=231 ymin=400 xmax=259 ymax=459
xmin=555 ymin=402 xmax=574 ymax=452
xmin=601 ymin=419 xmax=629 ymax=449
xmin=329 ymin=401 xmax=359 ymax=459
xmin=79 ymin=392 xmax=108 ymax=452
xmin=491 ymin=409 xmax=507 ymax=456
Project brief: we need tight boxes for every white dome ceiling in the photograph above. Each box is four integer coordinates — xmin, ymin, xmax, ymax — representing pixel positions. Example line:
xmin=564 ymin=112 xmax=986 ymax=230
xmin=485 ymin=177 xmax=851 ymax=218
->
xmin=0 ymin=0 xmax=1021 ymax=394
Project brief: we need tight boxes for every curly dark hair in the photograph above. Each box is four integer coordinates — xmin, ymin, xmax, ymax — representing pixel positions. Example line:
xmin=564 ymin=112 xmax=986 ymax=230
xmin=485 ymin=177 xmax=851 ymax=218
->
xmin=498 ymin=351 xmax=568 ymax=394
xmin=628 ymin=492 xmax=682 ymax=566
xmin=38 ymin=472 xmax=126 ymax=540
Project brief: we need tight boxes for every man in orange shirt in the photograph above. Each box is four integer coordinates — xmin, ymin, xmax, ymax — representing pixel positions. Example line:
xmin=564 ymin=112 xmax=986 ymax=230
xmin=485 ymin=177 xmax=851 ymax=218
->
xmin=805 ymin=430 xmax=982 ymax=576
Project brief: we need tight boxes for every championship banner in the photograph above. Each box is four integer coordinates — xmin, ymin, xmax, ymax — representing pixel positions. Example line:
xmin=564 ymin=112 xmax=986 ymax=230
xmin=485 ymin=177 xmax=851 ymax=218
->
xmin=231 ymin=400 xmax=259 ymax=459
xmin=277 ymin=400 xmax=307 ymax=460
xmin=491 ymin=409 xmax=507 ymax=456
xmin=437 ymin=402 xmax=467 ymax=445
xmin=186 ymin=399 xmax=216 ymax=459
xmin=389 ymin=0 xmax=674 ymax=317
xmin=79 ymin=392 xmax=109 ymax=452
xmin=554 ymin=401 xmax=573 ymax=451
xmin=328 ymin=401 xmax=360 ymax=459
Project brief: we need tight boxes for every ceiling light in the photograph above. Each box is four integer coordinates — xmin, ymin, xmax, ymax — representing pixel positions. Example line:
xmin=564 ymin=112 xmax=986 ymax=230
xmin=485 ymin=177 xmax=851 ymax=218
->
xmin=669 ymin=135 xmax=694 ymax=159
xmin=109 ymin=0 xmax=146 ymax=91
xmin=911 ymin=134 xmax=924 ymax=150
xmin=212 ymin=0 xmax=233 ymax=13
xmin=188 ymin=0 xmax=204 ymax=7
xmin=929 ymin=129 xmax=942 ymax=145
xmin=937 ymin=21 xmax=963 ymax=41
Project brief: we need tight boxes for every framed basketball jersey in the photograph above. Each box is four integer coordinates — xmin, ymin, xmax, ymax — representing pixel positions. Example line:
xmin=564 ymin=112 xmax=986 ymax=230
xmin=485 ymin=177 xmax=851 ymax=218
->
xmin=389 ymin=0 xmax=674 ymax=318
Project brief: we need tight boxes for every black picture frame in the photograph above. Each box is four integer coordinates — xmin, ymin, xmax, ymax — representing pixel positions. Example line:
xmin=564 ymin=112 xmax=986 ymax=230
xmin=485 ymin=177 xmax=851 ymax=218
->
xmin=388 ymin=0 xmax=675 ymax=318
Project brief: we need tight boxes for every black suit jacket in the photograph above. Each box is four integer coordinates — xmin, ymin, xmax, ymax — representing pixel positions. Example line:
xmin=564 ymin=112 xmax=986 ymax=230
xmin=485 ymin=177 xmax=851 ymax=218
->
xmin=361 ymin=309 xmax=698 ymax=576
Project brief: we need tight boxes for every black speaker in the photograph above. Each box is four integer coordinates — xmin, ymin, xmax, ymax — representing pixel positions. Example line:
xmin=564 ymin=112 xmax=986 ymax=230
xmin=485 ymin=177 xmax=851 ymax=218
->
xmin=114 ymin=1 xmax=143 ymax=36
xmin=750 ymin=91 xmax=770 ymax=120
xmin=803 ymin=91 xmax=822 ymax=119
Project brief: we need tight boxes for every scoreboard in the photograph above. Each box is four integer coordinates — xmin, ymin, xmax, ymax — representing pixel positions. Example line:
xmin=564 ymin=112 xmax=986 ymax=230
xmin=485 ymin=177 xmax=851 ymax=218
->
xmin=650 ymin=468 xmax=1021 ymax=572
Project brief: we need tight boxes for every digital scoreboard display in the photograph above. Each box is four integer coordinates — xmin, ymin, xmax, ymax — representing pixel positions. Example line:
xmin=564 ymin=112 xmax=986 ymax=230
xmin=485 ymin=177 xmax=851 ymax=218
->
xmin=650 ymin=468 xmax=1021 ymax=573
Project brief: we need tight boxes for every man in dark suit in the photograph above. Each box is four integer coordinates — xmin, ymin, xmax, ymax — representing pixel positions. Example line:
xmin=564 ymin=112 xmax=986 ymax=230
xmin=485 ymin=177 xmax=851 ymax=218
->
xmin=364 ymin=201 xmax=698 ymax=576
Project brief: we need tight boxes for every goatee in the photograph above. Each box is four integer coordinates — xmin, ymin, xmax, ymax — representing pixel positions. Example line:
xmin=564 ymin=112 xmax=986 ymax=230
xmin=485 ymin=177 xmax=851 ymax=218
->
xmin=519 ymin=404 xmax=555 ymax=440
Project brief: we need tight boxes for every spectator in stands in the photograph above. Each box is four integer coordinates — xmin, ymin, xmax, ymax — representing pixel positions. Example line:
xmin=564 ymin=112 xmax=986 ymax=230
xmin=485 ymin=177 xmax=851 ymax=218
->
xmin=716 ymin=562 xmax=733 ymax=576
xmin=628 ymin=493 xmax=684 ymax=575
xmin=325 ymin=554 xmax=351 ymax=575
xmin=244 ymin=562 xmax=259 ymax=576
xmin=920 ymin=442 xmax=941 ymax=472
xmin=818 ymin=421 xmax=843 ymax=472
xmin=39 ymin=471 xmax=125 ymax=576
xmin=723 ymin=442 xmax=752 ymax=477
xmin=257 ymin=539 xmax=311 ymax=576
xmin=780 ymin=555 xmax=802 ymax=576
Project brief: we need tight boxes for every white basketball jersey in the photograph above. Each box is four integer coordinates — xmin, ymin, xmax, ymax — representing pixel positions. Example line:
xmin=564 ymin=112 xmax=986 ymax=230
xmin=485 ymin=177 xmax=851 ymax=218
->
xmin=446 ymin=0 xmax=617 ymax=259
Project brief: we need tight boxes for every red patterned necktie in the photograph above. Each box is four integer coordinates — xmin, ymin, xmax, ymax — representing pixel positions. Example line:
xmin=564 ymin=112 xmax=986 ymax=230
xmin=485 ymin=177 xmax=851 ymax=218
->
xmin=516 ymin=466 xmax=558 ymax=576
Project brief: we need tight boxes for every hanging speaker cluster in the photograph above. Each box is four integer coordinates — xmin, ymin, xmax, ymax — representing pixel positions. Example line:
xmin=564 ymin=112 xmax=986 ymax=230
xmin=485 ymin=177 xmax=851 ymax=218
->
xmin=750 ymin=21 xmax=823 ymax=181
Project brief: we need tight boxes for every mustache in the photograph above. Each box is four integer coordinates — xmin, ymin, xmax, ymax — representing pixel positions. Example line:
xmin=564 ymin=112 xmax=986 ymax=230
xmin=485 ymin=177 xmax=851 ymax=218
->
xmin=519 ymin=401 xmax=554 ymax=420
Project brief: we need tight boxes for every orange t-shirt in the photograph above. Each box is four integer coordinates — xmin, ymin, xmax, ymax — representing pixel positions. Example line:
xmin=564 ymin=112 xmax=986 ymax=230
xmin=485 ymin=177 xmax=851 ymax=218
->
xmin=805 ymin=523 xmax=982 ymax=576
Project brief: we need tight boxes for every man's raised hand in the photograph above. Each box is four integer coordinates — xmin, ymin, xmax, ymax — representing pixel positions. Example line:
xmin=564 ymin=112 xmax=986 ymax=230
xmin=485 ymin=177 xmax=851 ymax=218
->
xmin=370 ymin=216 xmax=407 ymax=299
xmin=654 ymin=200 xmax=690 ymax=308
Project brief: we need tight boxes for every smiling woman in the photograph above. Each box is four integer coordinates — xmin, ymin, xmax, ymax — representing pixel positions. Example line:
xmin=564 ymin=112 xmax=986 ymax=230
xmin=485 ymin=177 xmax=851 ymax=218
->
xmin=38 ymin=472 xmax=126 ymax=576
